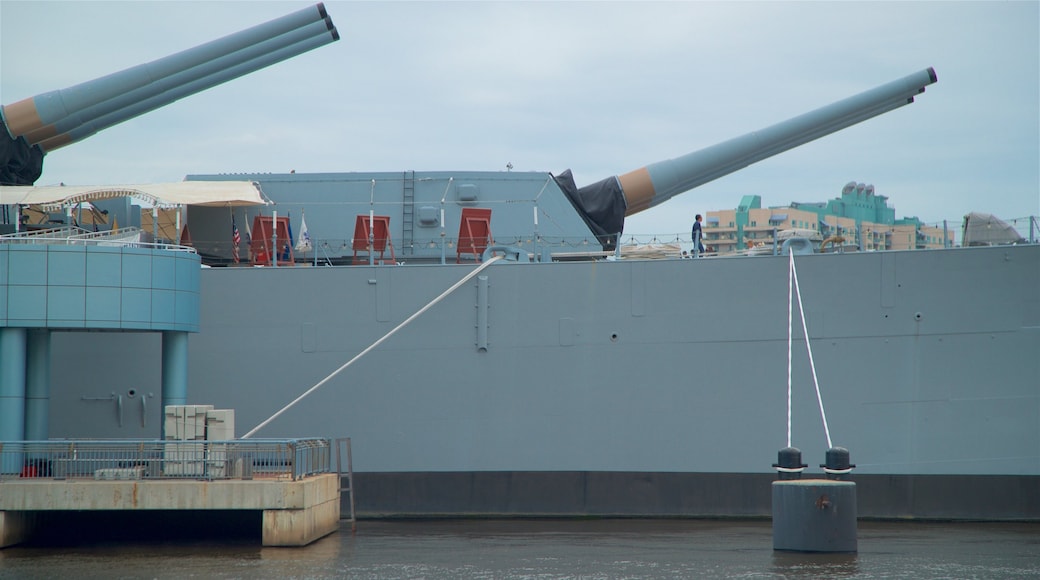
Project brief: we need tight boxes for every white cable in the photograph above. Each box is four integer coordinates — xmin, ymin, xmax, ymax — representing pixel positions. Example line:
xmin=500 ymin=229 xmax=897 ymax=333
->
xmin=790 ymin=253 xmax=833 ymax=449
xmin=242 ymin=255 xmax=504 ymax=438
xmin=787 ymin=253 xmax=794 ymax=449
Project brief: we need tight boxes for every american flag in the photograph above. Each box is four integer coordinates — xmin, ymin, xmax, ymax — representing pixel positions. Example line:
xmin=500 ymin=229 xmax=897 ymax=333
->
xmin=232 ymin=217 xmax=241 ymax=263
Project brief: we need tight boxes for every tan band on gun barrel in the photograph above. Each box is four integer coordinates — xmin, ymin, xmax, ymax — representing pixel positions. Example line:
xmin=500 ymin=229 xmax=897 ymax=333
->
xmin=2 ymin=99 xmax=45 ymax=138
xmin=36 ymin=133 xmax=73 ymax=152
xmin=22 ymin=123 xmax=60 ymax=145
xmin=619 ymin=167 xmax=656 ymax=216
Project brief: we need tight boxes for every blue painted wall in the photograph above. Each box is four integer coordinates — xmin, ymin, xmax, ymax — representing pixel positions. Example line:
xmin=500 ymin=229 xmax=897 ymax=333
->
xmin=0 ymin=245 xmax=200 ymax=332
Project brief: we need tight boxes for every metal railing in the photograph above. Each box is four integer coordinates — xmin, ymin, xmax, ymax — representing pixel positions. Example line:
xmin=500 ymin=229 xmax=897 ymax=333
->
xmin=0 ymin=226 xmax=197 ymax=254
xmin=0 ymin=438 xmax=331 ymax=482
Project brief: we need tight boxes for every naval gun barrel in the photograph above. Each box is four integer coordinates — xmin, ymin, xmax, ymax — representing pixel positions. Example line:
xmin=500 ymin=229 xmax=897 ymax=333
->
xmin=557 ymin=67 xmax=937 ymax=243
xmin=0 ymin=3 xmax=338 ymax=185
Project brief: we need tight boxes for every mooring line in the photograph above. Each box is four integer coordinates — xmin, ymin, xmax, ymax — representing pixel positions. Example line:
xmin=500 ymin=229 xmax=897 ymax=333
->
xmin=787 ymin=254 xmax=794 ymax=449
xmin=242 ymin=255 xmax=504 ymax=438
xmin=788 ymin=252 xmax=833 ymax=449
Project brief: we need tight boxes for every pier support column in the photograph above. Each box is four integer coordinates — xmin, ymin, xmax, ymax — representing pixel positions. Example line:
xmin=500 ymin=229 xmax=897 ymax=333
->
xmin=0 ymin=511 xmax=39 ymax=548
xmin=161 ymin=331 xmax=189 ymax=438
xmin=24 ymin=330 xmax=51 ymax=441
xmin=261 ymin=474 xmax=341 ymax=546
xmin=262 ymin=496 xmax=341 ymax=547
xmin=0 ymin=329 xmax=27 ymax=474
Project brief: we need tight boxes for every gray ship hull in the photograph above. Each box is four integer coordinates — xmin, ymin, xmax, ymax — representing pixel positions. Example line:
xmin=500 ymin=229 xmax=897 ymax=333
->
xmin=47 ymin=243 xmax=1040 ymax=520
xmin=6 ymin=4 xmax=1035 ymax=522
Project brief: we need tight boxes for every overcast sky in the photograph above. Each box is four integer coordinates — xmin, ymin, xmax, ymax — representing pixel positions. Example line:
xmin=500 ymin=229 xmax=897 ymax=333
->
xmin=2 ymin=1 xmax=1037 ymax=238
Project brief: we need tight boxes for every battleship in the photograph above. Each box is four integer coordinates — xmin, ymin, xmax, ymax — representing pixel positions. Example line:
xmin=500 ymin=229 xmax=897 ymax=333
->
xmin=2 ymin=4 xmax=1038 ymax=521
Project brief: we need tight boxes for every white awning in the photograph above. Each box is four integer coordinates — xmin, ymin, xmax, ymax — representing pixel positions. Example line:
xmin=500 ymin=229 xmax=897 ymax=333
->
xmin=0 ymin=181 xmax=269 ymax=209
xmin=962 ymin=212 xmax=1026 ymax=246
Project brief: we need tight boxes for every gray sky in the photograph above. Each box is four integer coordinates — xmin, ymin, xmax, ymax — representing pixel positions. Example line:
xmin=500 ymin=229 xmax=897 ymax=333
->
xmin=2 ymin=1 xmax=1037 ymax=238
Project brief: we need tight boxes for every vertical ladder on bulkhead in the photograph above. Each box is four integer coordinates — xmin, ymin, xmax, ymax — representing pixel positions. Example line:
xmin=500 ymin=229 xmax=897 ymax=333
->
xmin=401 ymin=170 xmax=415 ymax=256
xmin=334 ymin=437 xmax=357 ymax=532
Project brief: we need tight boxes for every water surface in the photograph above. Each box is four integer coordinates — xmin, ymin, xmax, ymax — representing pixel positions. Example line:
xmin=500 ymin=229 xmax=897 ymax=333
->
xmin=1 ymin=519 xmax=1037 ymax=579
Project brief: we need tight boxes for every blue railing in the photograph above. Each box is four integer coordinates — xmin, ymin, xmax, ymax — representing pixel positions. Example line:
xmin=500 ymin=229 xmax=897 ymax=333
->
xmin=0 ymin=438 xmax=331 ymax=482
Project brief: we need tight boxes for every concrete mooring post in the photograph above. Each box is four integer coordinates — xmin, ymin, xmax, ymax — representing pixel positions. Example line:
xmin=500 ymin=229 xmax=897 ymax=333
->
xmin=772 ymin=447 xmax=857 ymax=553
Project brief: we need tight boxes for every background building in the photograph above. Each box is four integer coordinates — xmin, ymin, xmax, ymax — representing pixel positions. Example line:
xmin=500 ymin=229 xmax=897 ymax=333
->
xmin=703 ymin=182 xmax=955 ymax=254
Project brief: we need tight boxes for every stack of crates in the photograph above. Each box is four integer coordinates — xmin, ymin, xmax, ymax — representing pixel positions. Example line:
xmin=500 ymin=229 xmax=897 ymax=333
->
xmin=163 ymin=405 xmax=235 ymax=477
xmin=205 ymin=408 xmax=235 ymax=477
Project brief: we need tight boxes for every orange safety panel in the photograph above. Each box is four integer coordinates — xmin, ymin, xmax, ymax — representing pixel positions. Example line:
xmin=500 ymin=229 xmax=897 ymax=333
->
xmin=352 ymin=215 xmax=395 ymax=265
xmin=457 ymin=207 xmax=492 ymax=263
xmin=250 ymin=215 xmax=294 ymax=266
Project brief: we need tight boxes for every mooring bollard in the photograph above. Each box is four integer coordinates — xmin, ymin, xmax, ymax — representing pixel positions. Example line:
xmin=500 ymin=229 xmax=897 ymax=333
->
xmin=772 ymin=447 xmax=857 ymax=553
xmin=772 ymin=447 xmax=808 ymax=480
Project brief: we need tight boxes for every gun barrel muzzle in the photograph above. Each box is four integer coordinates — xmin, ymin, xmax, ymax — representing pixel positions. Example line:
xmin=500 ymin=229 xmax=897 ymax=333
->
xmin=619 ymin=67 xmax=937 ymax=215
xmin=1 ymin=3 xmax=338 ymax=152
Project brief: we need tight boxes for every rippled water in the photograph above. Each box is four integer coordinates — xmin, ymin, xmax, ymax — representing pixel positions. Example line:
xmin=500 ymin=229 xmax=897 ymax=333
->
xmin=1 ymin=519 xmax=1037 ymax=579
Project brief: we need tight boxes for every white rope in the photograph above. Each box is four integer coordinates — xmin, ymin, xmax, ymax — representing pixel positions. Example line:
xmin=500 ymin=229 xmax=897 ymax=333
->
xmin=786 ymin=253 xmax=794 ymax=449
xmin=789 ymin=252 xmax=833 ymax=449
xmin=241 ymin=255 xmax=504 ymax=438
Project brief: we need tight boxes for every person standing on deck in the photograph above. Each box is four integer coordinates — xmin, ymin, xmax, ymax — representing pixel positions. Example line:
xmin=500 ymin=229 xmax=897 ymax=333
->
xmin=691 ymin=214 xmax=705 ymax=257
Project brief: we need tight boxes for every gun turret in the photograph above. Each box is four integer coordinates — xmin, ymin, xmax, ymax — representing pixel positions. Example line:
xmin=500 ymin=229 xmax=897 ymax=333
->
xmin=556 ymin=67 xmax=937 ymax=244
xmin=0 ymin=3 xmax=339 ymax=186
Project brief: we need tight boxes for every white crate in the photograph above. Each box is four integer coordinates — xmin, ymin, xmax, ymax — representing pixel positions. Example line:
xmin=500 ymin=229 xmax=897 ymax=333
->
xmin=162 ymin=441 xmax=205 ymax=476
xmin=205 ymin=409 xmax=235 ymax=440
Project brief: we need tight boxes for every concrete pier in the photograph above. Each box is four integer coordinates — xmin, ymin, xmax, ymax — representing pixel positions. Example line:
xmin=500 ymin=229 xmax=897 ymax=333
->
xmin=0 ymin=473 xmax=339 ymax=547
xmin=772 ymin=479 xmax=857 ymax=552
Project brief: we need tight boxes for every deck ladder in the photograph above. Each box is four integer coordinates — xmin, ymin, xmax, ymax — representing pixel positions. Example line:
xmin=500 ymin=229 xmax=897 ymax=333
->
xmin=401 ymin=170 xmax=415 ymax=255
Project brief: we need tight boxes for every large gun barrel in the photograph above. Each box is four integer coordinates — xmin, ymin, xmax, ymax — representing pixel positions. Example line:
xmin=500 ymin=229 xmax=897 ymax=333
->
xmin=557 ymin=67 xmax=937 ymax=242
xmin=0 ymin=3 xmax=338 ymax=185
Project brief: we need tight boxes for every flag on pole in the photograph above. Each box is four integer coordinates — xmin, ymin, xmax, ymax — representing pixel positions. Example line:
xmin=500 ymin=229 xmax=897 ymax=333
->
xmin=282 ymin=212 xmax=294 ymax=262
xmin=232 ymin=216 xmax=241 ymax=263
xmin=295 ymin=212 xmax=312 ymax=253
xmin=243 ymin=213 xmax=252 ymax=262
